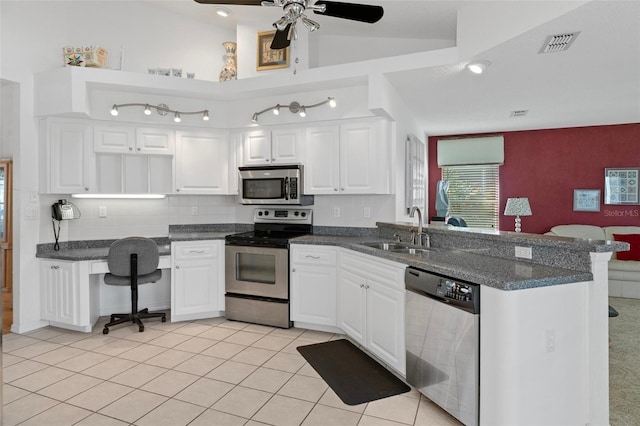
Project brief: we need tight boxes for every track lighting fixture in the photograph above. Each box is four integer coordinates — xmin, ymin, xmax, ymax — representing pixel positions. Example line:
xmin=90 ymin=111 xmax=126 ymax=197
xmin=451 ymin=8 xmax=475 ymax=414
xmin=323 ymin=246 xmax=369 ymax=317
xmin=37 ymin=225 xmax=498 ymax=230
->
xmin=109 ymin=103 xmax=210 ymax=122
xmin=251 ymin=97 xmax=336 ymax=124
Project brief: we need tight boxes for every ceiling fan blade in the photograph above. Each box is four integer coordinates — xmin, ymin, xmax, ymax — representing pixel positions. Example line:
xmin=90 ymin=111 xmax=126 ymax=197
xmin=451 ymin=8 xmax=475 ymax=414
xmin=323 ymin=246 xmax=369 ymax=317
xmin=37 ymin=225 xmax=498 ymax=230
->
xmin=313 ymin=1 xmax=384 ymax=23
xmin=193 ymin=0 xmax=263 ymax=5
xmin=270 ymin=24 xmax=292 ymax=49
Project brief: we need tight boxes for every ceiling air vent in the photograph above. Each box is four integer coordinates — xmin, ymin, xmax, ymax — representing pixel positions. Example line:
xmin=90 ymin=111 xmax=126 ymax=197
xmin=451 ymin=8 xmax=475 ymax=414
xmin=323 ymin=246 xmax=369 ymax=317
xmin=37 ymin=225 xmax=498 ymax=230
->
xmin=510 ymin=110 xmax=528 ymax=118
xmin=539 ymin=32 xmax=579 ymax=53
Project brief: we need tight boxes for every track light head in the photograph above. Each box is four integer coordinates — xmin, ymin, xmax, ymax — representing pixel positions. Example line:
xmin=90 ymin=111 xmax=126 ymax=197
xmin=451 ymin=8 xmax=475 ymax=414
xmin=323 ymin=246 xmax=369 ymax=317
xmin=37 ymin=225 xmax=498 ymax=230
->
xmin=110 ymin=105 xmax=118 ymax=116
xmin=203 ymin=110 xmax=210 ymax=121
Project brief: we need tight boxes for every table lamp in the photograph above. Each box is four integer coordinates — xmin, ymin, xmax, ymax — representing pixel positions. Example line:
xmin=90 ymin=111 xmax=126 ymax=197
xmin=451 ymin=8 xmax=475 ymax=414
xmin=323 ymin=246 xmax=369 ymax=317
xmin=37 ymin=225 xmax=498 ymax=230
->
xmin=504 ymin=197 xmax=532 ymax=232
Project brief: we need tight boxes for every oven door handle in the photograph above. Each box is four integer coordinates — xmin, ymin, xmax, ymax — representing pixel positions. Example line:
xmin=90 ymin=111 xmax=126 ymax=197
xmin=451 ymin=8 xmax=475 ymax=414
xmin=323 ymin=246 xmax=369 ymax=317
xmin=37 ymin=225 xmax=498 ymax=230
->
xmin=284 ymin=177 xmax=290 ymax=200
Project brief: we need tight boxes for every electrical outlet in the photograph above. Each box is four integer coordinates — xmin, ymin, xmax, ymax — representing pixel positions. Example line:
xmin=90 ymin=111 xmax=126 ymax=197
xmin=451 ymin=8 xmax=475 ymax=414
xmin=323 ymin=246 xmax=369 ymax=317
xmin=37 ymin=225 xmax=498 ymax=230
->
xmin=191 ymin=206 xmax=198 ymax=216
xmin=364 ymin=207 xmax=371 ymax=218
xmin=515 ymin=246 xmax=532 ymax=259
xmin=98 ymin=206 xmax=107 ymax=218
xmin=333 ymin=207 xmax=340 ymax=217
xmin=545 ymin=329 xmax=555 ymax=352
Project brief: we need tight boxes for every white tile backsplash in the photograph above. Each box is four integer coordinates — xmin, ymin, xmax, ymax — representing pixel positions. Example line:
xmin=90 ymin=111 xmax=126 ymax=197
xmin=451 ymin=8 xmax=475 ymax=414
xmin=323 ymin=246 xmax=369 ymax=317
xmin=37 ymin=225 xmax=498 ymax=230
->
xmin=39 ymin=194 xmax=396 ymax=243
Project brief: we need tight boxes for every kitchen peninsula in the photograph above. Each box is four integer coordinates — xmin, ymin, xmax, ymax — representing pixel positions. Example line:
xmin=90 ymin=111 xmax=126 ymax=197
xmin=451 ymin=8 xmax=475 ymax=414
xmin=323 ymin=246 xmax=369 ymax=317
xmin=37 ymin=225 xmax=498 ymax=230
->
xmin=37 ymin=223 xmax=625 ymax=426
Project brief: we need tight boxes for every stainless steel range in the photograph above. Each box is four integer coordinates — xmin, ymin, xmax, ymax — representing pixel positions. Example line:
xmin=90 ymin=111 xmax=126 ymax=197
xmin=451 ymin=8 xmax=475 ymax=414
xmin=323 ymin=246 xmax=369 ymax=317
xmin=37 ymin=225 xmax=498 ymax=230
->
xmin=224 ymin=208 xmax=312 ymax=328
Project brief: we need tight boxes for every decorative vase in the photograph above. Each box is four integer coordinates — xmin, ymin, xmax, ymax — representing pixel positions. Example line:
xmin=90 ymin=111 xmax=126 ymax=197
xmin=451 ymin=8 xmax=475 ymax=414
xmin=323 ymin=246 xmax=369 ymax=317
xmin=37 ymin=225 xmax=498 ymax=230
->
xmin=219 ymin=42 xmax=237 ymax=82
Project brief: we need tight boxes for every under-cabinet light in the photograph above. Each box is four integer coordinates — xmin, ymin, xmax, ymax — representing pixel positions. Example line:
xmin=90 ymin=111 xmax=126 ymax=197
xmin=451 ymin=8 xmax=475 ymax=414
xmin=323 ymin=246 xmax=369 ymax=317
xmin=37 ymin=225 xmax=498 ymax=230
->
xmin=71 ymin=194 xmax=167 ymax=199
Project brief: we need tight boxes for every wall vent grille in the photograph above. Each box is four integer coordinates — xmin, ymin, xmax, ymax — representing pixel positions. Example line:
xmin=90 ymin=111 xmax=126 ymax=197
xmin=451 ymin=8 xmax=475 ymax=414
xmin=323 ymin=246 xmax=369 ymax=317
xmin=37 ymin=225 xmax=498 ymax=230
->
xmin=539 ymin=33 xmax=579 ymax=53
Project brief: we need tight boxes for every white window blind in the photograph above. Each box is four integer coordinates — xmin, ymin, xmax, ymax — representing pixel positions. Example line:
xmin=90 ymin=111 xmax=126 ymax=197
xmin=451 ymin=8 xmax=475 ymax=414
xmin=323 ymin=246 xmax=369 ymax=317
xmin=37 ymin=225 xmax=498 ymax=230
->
xmin=442 ymin=165 xmax=500 ymax=229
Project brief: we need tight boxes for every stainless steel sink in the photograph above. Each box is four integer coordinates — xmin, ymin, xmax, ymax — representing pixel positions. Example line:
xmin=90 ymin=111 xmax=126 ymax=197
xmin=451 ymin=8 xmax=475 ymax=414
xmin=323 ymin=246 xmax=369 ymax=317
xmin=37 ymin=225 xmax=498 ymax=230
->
xmin=361 ymin=242 xmax=408 ymax=251
xmin=390 ymin=247 xmax=431 ymax=255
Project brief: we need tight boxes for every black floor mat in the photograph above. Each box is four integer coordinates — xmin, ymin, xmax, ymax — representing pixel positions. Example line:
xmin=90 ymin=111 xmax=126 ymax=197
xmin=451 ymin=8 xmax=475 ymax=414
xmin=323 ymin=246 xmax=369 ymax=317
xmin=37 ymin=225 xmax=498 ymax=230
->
xmin=297 ymin=338 xmax=410 ymax=405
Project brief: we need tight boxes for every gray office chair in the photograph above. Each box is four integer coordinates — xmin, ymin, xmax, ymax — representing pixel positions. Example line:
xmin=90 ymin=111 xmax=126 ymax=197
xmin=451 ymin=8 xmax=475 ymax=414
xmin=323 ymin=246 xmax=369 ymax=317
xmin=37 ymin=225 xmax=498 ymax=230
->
xmin=102 ymin=237 xmax=166 ymax=334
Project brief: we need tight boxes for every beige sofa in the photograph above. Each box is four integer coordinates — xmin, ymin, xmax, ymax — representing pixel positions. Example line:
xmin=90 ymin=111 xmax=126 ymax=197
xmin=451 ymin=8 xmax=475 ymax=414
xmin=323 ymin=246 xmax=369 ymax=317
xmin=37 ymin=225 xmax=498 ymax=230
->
xmin=545 ymin=225 xmax=640 ymax=298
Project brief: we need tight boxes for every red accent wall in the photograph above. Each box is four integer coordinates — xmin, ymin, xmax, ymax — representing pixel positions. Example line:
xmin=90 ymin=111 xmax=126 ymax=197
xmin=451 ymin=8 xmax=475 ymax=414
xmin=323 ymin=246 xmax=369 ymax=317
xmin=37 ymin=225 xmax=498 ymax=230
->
xmin=428 ymin=123 xmax=640 ymax=234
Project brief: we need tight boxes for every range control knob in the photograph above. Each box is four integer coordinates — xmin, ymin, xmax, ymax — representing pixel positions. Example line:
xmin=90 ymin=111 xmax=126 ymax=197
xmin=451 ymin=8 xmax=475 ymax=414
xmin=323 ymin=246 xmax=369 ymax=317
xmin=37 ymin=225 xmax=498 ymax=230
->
xmin=301 ymin=212 xmax=306 ymax=217
xmin=294 ymin=211 xmax=300 ymax=216
xmin=257 ymin=211 xmax=263 ymax=216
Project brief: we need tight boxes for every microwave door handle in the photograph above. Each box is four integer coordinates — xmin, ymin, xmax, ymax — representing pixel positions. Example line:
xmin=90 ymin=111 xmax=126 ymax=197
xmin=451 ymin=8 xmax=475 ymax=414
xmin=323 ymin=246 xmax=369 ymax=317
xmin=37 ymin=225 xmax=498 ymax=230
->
xmin=284 ymin=177 xmax=290 ymax=200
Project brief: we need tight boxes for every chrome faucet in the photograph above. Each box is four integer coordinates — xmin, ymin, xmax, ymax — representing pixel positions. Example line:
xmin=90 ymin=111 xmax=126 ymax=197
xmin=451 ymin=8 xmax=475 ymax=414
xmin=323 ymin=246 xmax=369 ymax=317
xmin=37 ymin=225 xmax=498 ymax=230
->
xmin=409 ymin=206 xmax=430 ymax=247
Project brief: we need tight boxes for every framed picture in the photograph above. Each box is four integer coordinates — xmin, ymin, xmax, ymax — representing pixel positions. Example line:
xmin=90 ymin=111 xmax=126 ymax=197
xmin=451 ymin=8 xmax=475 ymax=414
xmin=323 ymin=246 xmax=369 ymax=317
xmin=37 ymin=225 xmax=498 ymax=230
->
xmin=256 ymin=30 xmax=290 ymax=71
xmin=604 ymin=168 xmax=639 ymax=205
xmin=573 ymin=189 xmax=601 ymax=212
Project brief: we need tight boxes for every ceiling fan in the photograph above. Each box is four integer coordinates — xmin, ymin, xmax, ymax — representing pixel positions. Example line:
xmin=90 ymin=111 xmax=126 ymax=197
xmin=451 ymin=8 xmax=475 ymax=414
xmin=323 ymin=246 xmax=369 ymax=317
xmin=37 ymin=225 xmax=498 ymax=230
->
xmin=194 ymin=0 xmax=384 ymax=49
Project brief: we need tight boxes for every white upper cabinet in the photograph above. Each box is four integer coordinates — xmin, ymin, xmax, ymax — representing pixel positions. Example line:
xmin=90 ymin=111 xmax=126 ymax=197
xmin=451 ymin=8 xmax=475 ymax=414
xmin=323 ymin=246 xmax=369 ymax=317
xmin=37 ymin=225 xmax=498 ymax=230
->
xmin=175 ymin=130 xmax=233 ymax=194
xmin=40 ymin=119 xmax=95 ymax=194
xmin=303 ymin=125 xmax=340 ymax=194
xmin=303 ymin=118 xmax=391 ymax=195
xmin=241 ymin=127 xmax=302 ymax=166
xmin=94 ymin=124 xmax=174 ymax=155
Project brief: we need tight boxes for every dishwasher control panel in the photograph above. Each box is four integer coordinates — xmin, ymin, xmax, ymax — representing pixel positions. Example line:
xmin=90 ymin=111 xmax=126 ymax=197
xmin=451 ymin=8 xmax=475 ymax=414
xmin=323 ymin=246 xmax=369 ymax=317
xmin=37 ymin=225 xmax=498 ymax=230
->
xmin=439 ymin=280 xmax=474 ymax=302
xmin=406 ymin=267 xmax=480 ymax=314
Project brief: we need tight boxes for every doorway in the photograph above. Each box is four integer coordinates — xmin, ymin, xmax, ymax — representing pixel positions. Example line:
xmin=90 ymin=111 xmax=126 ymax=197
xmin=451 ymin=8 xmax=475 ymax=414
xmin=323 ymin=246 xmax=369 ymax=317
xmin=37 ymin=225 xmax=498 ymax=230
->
xmin=0 ymin=160 xmax=12 ymax=334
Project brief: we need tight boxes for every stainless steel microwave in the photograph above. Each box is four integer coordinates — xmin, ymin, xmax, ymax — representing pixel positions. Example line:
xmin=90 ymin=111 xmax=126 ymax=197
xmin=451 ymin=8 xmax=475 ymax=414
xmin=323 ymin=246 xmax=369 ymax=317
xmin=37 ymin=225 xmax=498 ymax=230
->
xmin=238 ymin=164 xmax=314 ymax=205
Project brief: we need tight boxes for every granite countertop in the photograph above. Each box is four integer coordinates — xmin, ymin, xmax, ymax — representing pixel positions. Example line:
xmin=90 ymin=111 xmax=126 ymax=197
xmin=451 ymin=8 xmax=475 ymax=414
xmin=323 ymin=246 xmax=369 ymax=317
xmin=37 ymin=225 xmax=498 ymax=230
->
xmin=36 ymin=233 xmax=228 ymax=261
xmin=37 ymin=227 xmax=597 ymax=291
xmin=290 ymin=235 xmax=594 ymax=291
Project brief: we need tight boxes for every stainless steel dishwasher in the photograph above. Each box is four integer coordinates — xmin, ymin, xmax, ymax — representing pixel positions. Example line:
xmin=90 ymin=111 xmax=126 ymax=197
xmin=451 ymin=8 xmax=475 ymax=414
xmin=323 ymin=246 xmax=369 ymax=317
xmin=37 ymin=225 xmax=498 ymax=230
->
xmin=405 ymin=267 xmax=480 ymax=426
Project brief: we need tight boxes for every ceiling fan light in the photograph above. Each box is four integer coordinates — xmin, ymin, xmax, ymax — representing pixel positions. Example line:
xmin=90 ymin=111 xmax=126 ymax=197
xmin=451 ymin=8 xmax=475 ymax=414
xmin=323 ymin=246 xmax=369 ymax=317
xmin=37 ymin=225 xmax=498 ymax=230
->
xmin=274 ymin=16 xmax=289 ymax=31
xmin=466 ymin=61 xmax=490 ymax=74
xmin=216 ymin=7 xmax=230 ymax=18
xmin=301 ymin=16 xmax=320 ymax=32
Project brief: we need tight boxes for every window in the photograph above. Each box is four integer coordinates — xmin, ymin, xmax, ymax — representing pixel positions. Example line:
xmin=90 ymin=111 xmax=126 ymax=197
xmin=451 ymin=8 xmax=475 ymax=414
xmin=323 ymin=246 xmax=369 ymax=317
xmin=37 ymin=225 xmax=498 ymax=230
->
xmin=442 ymin=165 xmax=500 ymax=229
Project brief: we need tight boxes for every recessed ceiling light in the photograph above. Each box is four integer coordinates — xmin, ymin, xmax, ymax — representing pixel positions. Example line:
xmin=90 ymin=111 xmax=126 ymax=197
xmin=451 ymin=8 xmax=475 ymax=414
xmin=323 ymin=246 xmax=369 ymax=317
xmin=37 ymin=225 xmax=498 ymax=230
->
xmin=216 ymin=7 xmax=231 ymax=18
xmin=466 ymin=61 xmax=491 ymax=74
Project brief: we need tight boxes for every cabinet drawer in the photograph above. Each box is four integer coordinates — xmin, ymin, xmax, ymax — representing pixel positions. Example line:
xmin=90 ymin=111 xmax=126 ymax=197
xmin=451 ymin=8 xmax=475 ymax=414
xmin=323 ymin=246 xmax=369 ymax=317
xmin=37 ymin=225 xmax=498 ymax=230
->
xmin=172 ymin=241 xmax=219 ymax=260
xmin=291 ymin=245 xmax=337 ymax=266
xmin=340 ymin=249 xmax=405 ymax=291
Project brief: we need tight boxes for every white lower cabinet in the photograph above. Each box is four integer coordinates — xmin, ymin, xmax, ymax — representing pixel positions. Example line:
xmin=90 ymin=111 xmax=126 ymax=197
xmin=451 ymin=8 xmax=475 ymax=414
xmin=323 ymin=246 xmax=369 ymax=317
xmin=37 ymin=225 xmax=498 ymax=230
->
xmin=290 ymin=245 xmax=338 ymax=327
xmin=339 ymin=249 xmax=406 ymax=375
xmin=40 ymin=259 xmax=94 ymax=331
xmin=171 ymin=240 xmax=224 ymax=322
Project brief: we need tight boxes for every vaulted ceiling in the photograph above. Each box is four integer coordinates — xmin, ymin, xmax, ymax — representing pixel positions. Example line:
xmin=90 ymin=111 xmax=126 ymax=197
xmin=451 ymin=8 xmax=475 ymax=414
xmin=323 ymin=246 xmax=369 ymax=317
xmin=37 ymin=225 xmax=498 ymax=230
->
xmin=158 ymin=1 xmax=640 ymax=135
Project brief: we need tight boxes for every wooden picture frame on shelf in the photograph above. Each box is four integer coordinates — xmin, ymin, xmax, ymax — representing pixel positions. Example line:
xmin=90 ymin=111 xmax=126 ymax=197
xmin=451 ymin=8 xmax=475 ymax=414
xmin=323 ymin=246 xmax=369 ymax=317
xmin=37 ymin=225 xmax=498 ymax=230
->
xmin=256 ymin=30 xmax=290 ymax=71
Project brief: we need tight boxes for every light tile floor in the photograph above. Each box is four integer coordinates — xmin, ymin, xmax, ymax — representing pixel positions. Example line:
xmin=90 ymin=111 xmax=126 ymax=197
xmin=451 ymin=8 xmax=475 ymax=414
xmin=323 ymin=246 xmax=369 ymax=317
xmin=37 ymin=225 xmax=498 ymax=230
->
xmin=3 ymin=315 xmax=462 ymax=426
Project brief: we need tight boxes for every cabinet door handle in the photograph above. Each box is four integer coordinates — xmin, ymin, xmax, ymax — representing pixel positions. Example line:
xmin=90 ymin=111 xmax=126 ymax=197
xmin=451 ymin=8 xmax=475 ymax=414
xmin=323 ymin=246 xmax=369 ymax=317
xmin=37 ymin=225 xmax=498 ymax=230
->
xmin=175 ymin=265 xmax=180 ymax=269
xmin=340 ymin=188 xmax=345 ymax=191
xmin=292 ymin=268 xmax=296 ymax=272
xmin=137 ymin=147 xmax=141 ymax=152
xmin=129 ymin=147 xmax=133 ymax=151
xmin=50 ymin=265 xmax=59 ymax=270
xmin=188 ymin=250 xmax=205 ymax=254
xmin=84 ymin=187 xmax=89 ymax=191
xmin=334 ymin=188 xmax=338 ymax=191
xmin=305 ymin=255 xmax=320 ymax=259
xmin=360 ymin=283 xmax=365 ymax=288
xmin=365 ymin=284 xmax=370 ymax=289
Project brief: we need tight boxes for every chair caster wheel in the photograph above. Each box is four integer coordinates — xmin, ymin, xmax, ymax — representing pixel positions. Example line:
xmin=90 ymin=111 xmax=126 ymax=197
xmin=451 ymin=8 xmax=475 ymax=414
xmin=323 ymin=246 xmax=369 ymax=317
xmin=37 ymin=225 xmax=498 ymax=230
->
xmin=161 ymin=317 xmax=166 ymax=323
xmin=103 ymin=328 xmax=109 ymax=335
xmin=139 ymin=325 xmax=144 ymax=332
